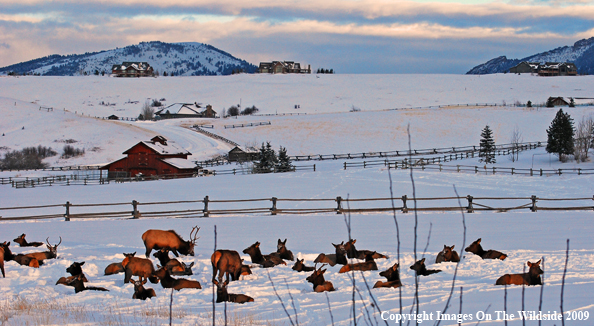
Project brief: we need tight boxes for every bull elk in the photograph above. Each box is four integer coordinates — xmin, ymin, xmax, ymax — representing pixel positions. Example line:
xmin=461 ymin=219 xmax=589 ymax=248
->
xmin=496 ymin=260 xmax=543 ymax=286
xmin=56 ymin=261 xmax=89 ymax=286
xmin=292 ymin=259 xmax=315 ymax=272
xmin=13 ymin=234 xmax=44 ymax=247
xmin=153 ymin=249 xmax=194 ymax=275
xmin=211 ymin=249 xmax=242 ymax=283
xmin=141 ymin=226 xmax=200 ymax=258
xmin=410 ymin=258 xmax=441 ymax=276
xmin=213 ymin=280 xmax=254 ymax=304
xmin=344 ymin=239 xmax=389 ymax=260
xmin=154 ymin=266 xmax=202 ymax=290
xmin=306 ymin=264 xmax=335 ymax=292
xmin=276 ymin=239 xmax=294 ymax=261
xmin=242 ymin=242 xmax=285 ymax=267
xmin=339 ymin=252 xmax=378 ymax=273
xmin=465 ymin=238 xmax=507 ymax=260
xmin=67 ymin=274 xmax=109 ymax=293
xmin=131 ymin=278 xmax=157 ymax=300
xmin=25 ymin=237 xmax=61 ymax=262
xmin=436 ymin=245 xmax=460 ymax=263
xmin=314 ymin=242 xmax=347 ymax=266
xmin=373 ymin=262 xmax=402 ymax=288
xmin=122 ymin=252 xmax=158 ymax=284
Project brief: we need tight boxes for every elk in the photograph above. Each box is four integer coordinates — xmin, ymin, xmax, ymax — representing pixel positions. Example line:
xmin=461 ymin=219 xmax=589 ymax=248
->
xmin=13 ymin=234 xmax=43 ymax=247
xmin=496 ymin=260 xmax=543 ymax=286
xmin=25 ymin=237 xmax=61 ymax=262
xmin=314 ymin=242 xmax=348 ymax=266
xmin=153 ymin=266 xmax=202 ymax=290
xmin=339 ymin=252 xmax=378 ymax=273
xmin=153 ymin=249 xmax=194 ymax=275
xmin=121 ymin=252 xmax=158 ymax=284
xmin=130 ymin=278 xmax=157 ymax=300
xmin=141 ymin=226 xmax=200 ymax=258
xmin=0 ymin=243 xmax=5 ymax=278
xmin=410 ymin=258 xmax=441 ymax=276
xmin=56 ymin=261 xmax=89 ymax=286
xmin=373 ymin=262 xmax=402 ymax=288
xmin=213 ymin=280 xmax=254 ymax=304
xmin=240 ymin=259 xmax=253 ymax=276
xmin=465 ymin=238 xmax=507 ymax=260
xmin=211 ymin=249 xmax=243 ymax=283
xmin=276 ymin=239 xmax=294 ymax=261
xmin=0 ymin=241 xmax=40 ymax=268
xmin=306 ymin=264 xmax=335 ymax=292
xmin=104 ymin=262 xmax=125 ymax=275
xmin=67 ymin=274 xmax=109 ymax=293
xmin=292 ymin=259 xmax=315 ymax=272
xmin=344 ymin=239 xmax=389 ymax=260
xmin=242 ymin=242 xmax=285 ymax=267
xmin=436 ymin=245 xmax=460 ymax=263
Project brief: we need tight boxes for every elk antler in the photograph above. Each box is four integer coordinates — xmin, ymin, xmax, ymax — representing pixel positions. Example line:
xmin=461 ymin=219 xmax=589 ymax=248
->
xmin=190 ymin=226 xmax=200 ymax=242
xmin=57 ymin=236 xmax=62 ymax=246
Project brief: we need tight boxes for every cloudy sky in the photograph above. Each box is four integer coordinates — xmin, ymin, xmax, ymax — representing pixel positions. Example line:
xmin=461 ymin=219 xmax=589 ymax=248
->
xmin=1 ymin=0 xmax=593 ymax=74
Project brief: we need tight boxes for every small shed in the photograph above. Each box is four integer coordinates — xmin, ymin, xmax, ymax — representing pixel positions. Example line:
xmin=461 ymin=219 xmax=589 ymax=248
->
xmin=228 ymin=146 xmax=259 ymax=162
xmin=548 ymin=97 xmax=569 ymax=107
xmin=108 ymin=115 xmax=119 ymax=120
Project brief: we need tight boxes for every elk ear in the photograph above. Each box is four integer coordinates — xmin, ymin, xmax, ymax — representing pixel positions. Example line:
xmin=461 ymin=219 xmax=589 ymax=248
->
xmin=421 ymin=258 xmax=426 ymax=263
xmin=213 ymin=280 xmax=219 ymax=285
xmin=477 ymin=238 xmax=481 ymax=244
xmin=79 ymin=261 xmax=85 ymax=266
xmin=527 ymin=261 xmax=532 ymax=267
xmin=353 ymin=239 xmax=357 ymax=244
xmin=450 ymin=245 xmax=455 ymax=249
xmin=129 ymin=279 xmax=135 ymax=284
xmin=535 ymin=259 xmax=541 ymax=265
xmin=189 ymin=262 xmax=194 ymax=267
xmin=133 ymin=251 xmax=137 ymax=256
xmin=255 ymin=242 xmax=260 ymax=248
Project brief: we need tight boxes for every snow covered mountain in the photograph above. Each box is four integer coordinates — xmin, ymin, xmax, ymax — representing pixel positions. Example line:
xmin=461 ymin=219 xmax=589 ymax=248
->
xmin=0 ymin=41 xmax=258 ymax=76
xmin=467 ymin=37 xmax=594 ymax=75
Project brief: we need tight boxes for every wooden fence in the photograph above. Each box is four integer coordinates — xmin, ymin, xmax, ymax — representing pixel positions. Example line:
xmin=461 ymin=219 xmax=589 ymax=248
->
xmin=1 ymin=195 xmax=593 ymax=221
xmin=224 ymin=121 xmax=271 ymax=129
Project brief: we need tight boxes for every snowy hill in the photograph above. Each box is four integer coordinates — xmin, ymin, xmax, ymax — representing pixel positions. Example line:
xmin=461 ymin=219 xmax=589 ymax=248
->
xmin=467 ymin=37 xmax=594 ymax=75
xmin=0 ymin=41 xmax=258 ymax=76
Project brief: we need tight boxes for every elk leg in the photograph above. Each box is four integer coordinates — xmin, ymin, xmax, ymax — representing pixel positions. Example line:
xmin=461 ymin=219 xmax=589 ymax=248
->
xmin=124 ymin=269 xmax=132 ymax=283
xmin=211 ymin=267 xmax=218 ymax=283
xmin=145 ymin=247 xmax=152 ymax=258
xmin=0 ymin=262 xmax=4 ymax=278
xmin=172 ymin=250 xmax=180 ymax=257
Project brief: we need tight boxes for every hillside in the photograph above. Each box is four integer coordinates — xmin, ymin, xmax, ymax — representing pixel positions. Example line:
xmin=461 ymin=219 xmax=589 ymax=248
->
xmin=0 ymin=41 xmax=258 ymax=76
xmin=467 ymin=37 xmax=594 ymax=75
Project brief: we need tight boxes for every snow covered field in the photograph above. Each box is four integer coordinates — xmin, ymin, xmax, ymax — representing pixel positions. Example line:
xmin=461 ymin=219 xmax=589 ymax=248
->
xmin=1 ymin=74 xmax=594 ymax=325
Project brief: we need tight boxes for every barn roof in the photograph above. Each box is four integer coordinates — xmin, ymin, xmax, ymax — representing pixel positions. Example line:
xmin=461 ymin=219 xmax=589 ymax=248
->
xmin=123 ymin=136 xmax=191 ymax=156
xmin=155 ymin=103 xmax=202 ymax=116
xmin=161 ymin=158 xmax=198 ymax=169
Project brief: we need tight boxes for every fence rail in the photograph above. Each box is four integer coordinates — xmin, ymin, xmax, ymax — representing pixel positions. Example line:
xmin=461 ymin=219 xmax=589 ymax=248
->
xmin=1 ymin=194 xmax=593 ymax=221
xmin=224 ymin=121 xmax=271 ymax=129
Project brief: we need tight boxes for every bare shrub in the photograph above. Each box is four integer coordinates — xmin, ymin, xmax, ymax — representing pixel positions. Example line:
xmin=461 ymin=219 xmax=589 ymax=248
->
xmin=0 ymin=145 xmax=55 ymax=170
xmin=241 ymin=105 xmax=259 ymax=115
xmin=62 ymin=145 xmax=85 ymax=159
xmin=227 ymin=106 xmax=240 ymax=117
xmin=574 ymin=116 xmax=594 ymax=162
xmin=140 ymin=100 xmax=155 ymax=120
xmin=509 ymin=125 xmax=523 ymax=162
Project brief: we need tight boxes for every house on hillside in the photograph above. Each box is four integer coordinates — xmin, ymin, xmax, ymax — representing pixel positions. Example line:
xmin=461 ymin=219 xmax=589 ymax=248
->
xmin=509 ymin=62 xmax=539 ymax=74
xmin=154 ymin=103 xmax=217 ymax=119
xmin=228 ymin=146 xmax=259 ymax=162
xmin=508 ymin=61 xmax=577 ymax=76
xmin=101 ymin=136 xmax=198 ymax=178
xmin=259 ymin=61 xmax=311 ymax=74
xmin=111 ymin=62 xmax=154 ymax=77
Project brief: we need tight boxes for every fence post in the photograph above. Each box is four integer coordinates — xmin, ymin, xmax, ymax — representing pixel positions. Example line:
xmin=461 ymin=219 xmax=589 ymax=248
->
xmin=530 ymin=168 xmax=533 ymax=176
xmin=466 ymin=195 xmax=474 ymax=213
xmin=493 ymin=167 xmax=496 ymax=174
xmin=203 ymin=196 xmax=210 ymax=217
xmin=530 ymin=195 xmax=538 ymax=212
xmin=439 ymin=164 xmax=442 ymax=172
xmin=401 ymin=195 xmax=408 ymax=213
xmin=578 ymin=168 xmax=581 ymax=175
xmin=271 ymin=197 xmax=278 ymax=215
xmin=65 ymin=201 xmax=71 ymax=221
xmin=344 ymin=162 xmax=347 ymax=170
xmin=475 ymin=166 xmax=478 ymax=174
xmin=511 ymin=168 xmax=514 ymax=175
xmin=132 ymin=200 xmax=140 ymax=219
xmin=313 ymin=164 xmax=316 ymax=172
xmin=540 ymin=169 xmax=543 ymax=176
xmin=336 ymin=196 xmax=342 ymax=214
xmin=558 ymin=169 xmax=562 ymax=175
xmin=457 ymin=165 xmax=460 ymax=172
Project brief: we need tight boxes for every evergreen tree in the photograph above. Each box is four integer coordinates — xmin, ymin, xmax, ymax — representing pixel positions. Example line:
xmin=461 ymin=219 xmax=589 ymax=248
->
xmin=546 ymin=109 xmax=575 ymax=161
xmin=479 ymin=125 xmax=496 ymax=164
xmin=277 ymin=146 xmax=293 ymax=172
xmin=255 ymin=142 xmax=277 ymax=173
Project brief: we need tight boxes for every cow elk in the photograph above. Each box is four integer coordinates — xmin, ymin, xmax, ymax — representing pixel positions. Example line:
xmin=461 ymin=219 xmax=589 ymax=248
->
xmin=410 ymin=258 xmax=441 ymax=276
xmin=373 ymin=262 xmax=402 ymax=288
xmin=211 ymin=249 xmax=243 ymax=283
xmin=344 ymin=239 xmax=389 ymax=260
xmin=213 ymin=280 xmax=254 ymax=304
xmin=104 ymin=262 xmax=125 ymax=275
xmin=25 ymin=237 xmax=61 ymax=262
xmin=243 ymin=242 xmax=285 ymax=267
xmin=0 ymin=243 xmax=5 ymax=277
xmin=276 ymin=239 xmax=294 ymax=261
xmin=496 ymin=260 xmax=543 ymax=286
xmin=240 ymin=259 xmax=253 ymax=276
xmin=67 ymin=274 xmax=109 ymax=293
xmin=56 ymin=261 xmax=89 ymax=286
xmin=141 ymin=226 xmax=200 ymax=257
xmin=0 ymin=241 xmax=41 ymax=268
xmin=153 ymin=249 xmax=194 ymax=275
xmin=306 ymin=264 xmax=335 ymax=292
xmin=339 ymin=252 xmax=378 ymax=273
xmin=465 ymin=238 xmax=507 ymax=260
xmin=314 ymin=242 xmax=348 ymax=266
xmin=121 ymin=252 xmax=158 ymax=284
xmin=154 ymin=266 xmax=202 ymax=290
xmin=436 ymin=245 xmax=460 ymax=263
xmin=131 ymin=278 xmax=157 ymax=300
xmin=13 ymin=234 xmax=43 ymax=247
xmin=292 ymin=259 xmax=315 ymax=272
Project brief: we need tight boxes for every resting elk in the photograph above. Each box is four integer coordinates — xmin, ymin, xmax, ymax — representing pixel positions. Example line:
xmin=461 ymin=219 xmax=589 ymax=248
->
xmin=344 ymin=239 xmax=389 ymax=260
xmin=0 ymin=242 xmax=5 ymax=277
xmin=25 ymin=237 xmax=61 ymax=262
xmin=153 ymin=249 xmax=194 ymax=275
xmin=153 ymin=266 xmax=202 ymax=290
xmin=13 ymin=234 xmax=43 ymax=247
xmin=242 ymin=242 xmax=285 ymax=267
xmin=373 ymin=262 xmax=402 ymax=288
xmin=496 ymin=260 xmax=543 ymax=286
xmin=121 ymin=252 xmax=158 ymax=284
xmin=410 ymin=258 xmax=441 ymax=276
xmin=465 ymin=238 xmax=507 ymax=260
xmin=306 ymin=264 xmax=335 ymax=292
xmin=213 ymin=280 xmax=254 ymax=304
xmin=67 ymin=274 xmax=109 ymax=293
xmin=436 ymin=245 xmax=460 ymax=263
xmin=314 ymin=242 xmax=348 ymax=266
xmin=141 ymin=226 xmax=200 ymax=258
xmin=339 ymin=252 xmax=378 ymax=273
xmin=104 ymin=252 xmax=134 ymax=275
xmin=240 ymin=259 xmax=253 ymax=276
xmin=276 ymin=239 xmax=294 ymax=261
xmin=131 ymin=278 xmax=157 ymax=300
xmin=56 ymin=261 xmax=89 ymax=286
xmin=211 ymin=250 xmax=243 ymax=283
xmin=292 ymin=259 xmax=315 ymax=272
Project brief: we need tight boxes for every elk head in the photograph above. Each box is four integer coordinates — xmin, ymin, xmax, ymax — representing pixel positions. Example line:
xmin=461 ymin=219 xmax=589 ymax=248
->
xmin=46 ymin=237 xmax=62 ymax=258
xmin=187 ymin=226 xmax=200 ymax=256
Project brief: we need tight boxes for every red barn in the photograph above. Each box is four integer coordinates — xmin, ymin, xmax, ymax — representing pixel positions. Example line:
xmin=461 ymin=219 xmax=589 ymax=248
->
xmin=102 ymin=136 xmax=197 ymax=178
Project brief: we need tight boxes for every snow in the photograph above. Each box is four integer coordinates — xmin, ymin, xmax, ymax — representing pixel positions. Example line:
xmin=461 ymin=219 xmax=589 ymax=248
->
xmin=1 ymin=74 xmax=594 ymax=325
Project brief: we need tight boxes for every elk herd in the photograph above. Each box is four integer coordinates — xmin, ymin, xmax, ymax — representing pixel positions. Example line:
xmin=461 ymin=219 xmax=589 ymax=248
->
xmin=0 ymin=229 xmax=544 ymax=304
